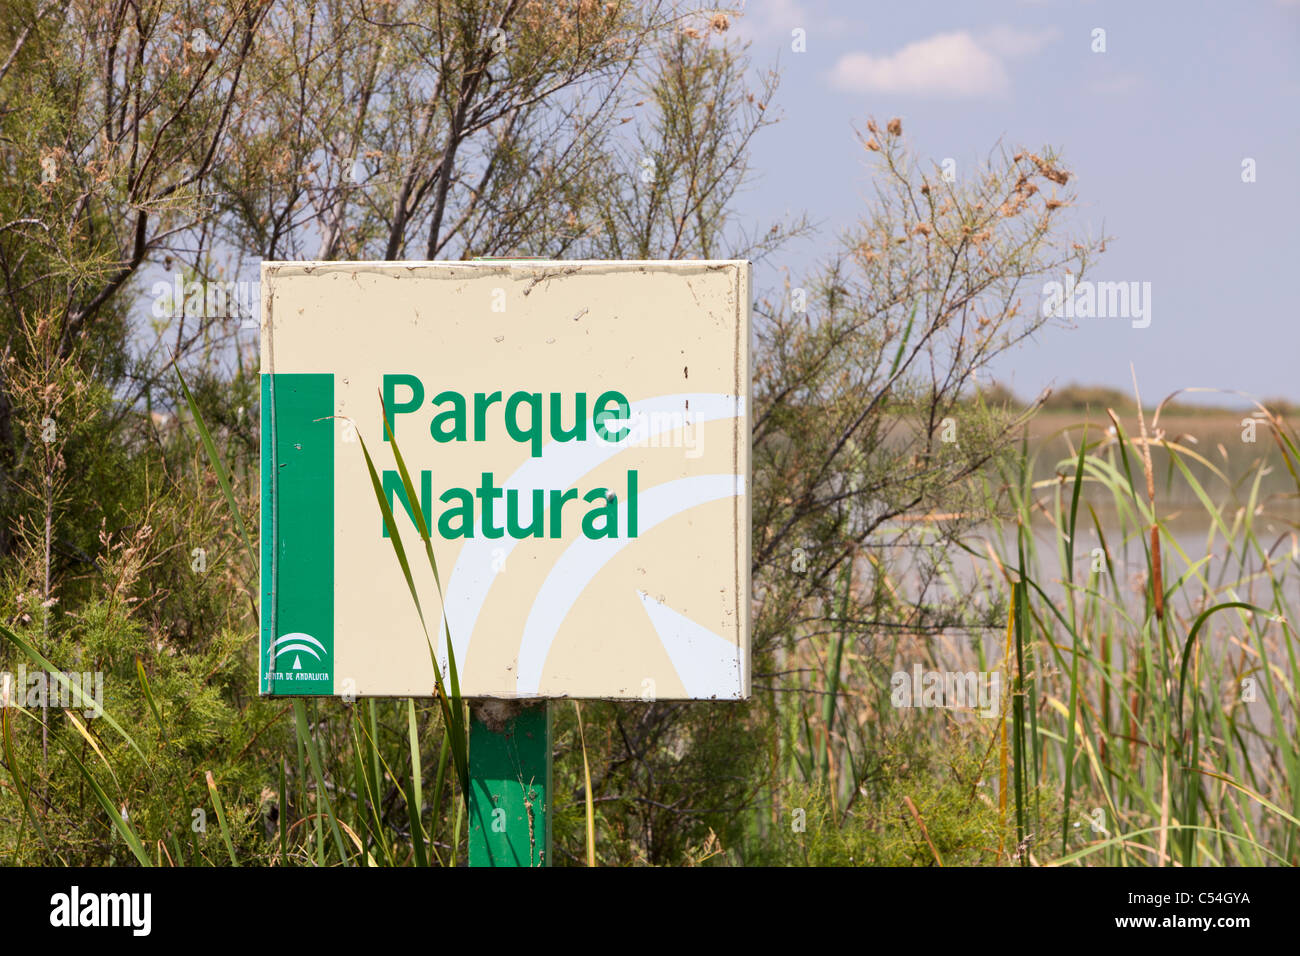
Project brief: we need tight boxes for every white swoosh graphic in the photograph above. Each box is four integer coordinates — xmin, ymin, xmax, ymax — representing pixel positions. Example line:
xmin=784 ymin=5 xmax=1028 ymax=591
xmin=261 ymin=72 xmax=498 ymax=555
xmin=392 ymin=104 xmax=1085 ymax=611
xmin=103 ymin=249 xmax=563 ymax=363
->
xmin=432 ymin=392 xmax=744 ymax=677
xmin=636 ymin=591 xmax=744 ymax=699
xmin=514 ymin=473 xmax=744 ymax=695
xmin=270 ymin=632 xmax=325 ymax=665
xmin=274 ymin=632 xmax=326 ymax=652
xmin=273 ymin=643 xmax=322 ymax=660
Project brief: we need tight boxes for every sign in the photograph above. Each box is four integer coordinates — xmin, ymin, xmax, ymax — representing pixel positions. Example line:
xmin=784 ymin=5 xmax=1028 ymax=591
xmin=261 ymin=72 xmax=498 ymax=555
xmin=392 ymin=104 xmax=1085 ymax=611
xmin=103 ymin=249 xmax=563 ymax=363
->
xmin=259 ymin=260 xmax=751 ymax=700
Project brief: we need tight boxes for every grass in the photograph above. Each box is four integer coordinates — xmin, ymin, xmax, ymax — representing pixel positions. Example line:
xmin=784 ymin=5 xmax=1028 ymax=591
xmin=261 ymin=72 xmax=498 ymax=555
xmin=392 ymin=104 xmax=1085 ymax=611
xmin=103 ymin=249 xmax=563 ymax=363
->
xmin=205 ymin=377 xmax=469 ymax=865
xmin=764 ymin=390 xmax=1298 ymax=866
xmin=990 ymin=395 xmax=1298 ymax=864
xmin=5 ymin=369 xmax=1292 ymax=866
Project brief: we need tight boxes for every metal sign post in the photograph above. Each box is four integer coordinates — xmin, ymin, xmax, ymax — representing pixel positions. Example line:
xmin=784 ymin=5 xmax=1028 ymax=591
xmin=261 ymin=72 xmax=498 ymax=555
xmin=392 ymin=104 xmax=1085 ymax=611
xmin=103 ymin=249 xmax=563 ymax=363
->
xmin=461 ymin=258 xmax=551 ymax=868
xmin=467 ymin=700 xmax=551 ymax=866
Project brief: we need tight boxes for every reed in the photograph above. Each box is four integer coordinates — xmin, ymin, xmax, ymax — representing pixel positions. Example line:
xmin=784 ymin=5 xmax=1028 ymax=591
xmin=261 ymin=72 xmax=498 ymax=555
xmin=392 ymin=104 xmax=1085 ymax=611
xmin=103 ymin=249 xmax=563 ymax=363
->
xmin=8 ymin=372 xmax=1289 ymax=866
xmin=768 ymin=390 xmax=1298 ymax=865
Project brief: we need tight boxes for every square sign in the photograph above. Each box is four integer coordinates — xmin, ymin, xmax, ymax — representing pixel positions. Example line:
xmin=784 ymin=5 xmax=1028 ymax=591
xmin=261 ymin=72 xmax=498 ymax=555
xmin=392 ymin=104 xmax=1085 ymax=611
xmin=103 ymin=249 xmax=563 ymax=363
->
xmin=259 ymin=260 xmax=751 ymax=700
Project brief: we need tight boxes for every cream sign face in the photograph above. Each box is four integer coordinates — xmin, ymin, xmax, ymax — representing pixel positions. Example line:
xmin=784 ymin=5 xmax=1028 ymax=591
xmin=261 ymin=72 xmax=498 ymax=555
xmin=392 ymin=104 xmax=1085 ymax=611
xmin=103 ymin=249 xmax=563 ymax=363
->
xmin=259 ymin=261 xmax=751 ymax=700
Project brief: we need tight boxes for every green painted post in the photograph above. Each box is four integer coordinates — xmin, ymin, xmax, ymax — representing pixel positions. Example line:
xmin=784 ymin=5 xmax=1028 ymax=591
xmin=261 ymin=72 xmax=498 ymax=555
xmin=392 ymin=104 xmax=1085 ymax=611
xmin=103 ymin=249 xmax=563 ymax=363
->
xmin=466 ymin=257 xmax=553 ymax=869
xmin=467 ymin=700 xmax=551 ymax=867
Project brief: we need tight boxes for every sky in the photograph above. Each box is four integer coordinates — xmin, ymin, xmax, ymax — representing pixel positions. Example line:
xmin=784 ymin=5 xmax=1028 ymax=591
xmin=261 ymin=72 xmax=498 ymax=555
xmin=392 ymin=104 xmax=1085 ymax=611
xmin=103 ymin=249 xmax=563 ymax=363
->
xmin=724 ymin=0 xmax=1300 ymax=405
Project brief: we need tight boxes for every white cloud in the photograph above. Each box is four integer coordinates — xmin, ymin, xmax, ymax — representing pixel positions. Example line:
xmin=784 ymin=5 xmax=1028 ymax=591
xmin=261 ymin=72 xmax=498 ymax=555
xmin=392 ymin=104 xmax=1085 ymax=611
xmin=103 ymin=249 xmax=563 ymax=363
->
xmin=829 ymin=32 xmax=1008 ymax=97
xmin=828 ymin=27 xmax=1059 ymax=99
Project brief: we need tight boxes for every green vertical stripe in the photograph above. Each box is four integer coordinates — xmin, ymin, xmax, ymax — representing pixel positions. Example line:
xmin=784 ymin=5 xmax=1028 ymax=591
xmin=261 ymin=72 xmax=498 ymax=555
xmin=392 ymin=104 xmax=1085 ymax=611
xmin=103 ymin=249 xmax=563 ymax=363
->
xmin=261 ymin=373 xmax=335 ymax=695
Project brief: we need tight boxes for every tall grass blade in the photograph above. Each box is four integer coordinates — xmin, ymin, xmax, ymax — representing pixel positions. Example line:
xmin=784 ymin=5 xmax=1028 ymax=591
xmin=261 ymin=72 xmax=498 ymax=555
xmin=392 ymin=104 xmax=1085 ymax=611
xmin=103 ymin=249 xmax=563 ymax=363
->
xmin=174 ymin=362 xmax=257 ymax=569
xmin=135 ymin=656 xmax=168 ymax=745
xmin=292 ymin=700 xmax=350 ymax=864
xmin=1061 ymin=427 xmax=1088 ymax=854
xmin=278 ymin=758 xmax=288 ymax=863
xmin=1 ymin=707 xmax=57 ymax=861
xmin=205 ymin=770 xmax=240 ymax=865
xmin=65 ymin=745 xmax=151 ymax=865
xmin=355 ymin=395 xmax=470 ymax=801
xmin=574 ymin=701 xmax=597 ymax=866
